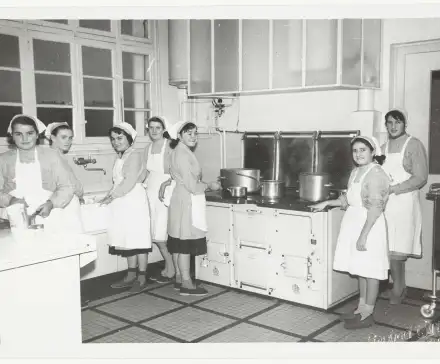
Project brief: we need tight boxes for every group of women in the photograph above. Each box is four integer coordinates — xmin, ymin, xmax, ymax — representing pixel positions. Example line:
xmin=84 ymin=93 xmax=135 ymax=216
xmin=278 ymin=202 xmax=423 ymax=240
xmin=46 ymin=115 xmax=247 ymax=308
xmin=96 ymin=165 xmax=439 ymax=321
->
xmin=311 ymin=108 xmax=427 ymax=330
xmin=0 ymin=113 xmax=220 ymax=297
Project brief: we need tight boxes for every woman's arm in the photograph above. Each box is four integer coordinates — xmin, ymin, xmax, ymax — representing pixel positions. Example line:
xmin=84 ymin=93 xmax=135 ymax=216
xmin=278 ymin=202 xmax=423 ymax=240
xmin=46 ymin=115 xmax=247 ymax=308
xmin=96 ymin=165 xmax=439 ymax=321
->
xmin=110 ymin=152 xmax=144 ymax=199
xmin=0 ymin=160 xmax=14 ymax=207
xmin=175 ymin=150 xmax=207 ymax=195
xmin=47 ymin=151 xmax=75 ymax=209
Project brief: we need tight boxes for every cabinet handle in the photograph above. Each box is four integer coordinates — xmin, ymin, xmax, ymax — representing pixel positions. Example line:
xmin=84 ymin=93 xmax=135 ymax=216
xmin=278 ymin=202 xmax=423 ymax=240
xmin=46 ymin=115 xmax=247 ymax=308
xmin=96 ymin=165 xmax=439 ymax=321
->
xmin=240 ymin=282 xmax=266 ymax=291
xmin=246 ymin=209 xmax=262 ymax=214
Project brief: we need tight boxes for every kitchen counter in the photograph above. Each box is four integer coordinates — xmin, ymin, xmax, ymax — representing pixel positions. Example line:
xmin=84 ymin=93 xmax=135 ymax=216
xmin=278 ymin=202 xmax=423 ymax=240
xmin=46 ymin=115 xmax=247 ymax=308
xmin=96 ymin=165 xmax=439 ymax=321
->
xmin=205 ymin=190 xmax=334 ymax=212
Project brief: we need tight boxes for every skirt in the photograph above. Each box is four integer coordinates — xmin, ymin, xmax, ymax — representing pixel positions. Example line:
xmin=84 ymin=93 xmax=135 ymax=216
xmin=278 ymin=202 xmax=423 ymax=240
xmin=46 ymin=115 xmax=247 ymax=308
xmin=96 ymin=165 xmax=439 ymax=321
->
xmin=167 ymin=235 xmax=207 ymax=256
xmin=108 ymin=246 xmax=152 ymax=257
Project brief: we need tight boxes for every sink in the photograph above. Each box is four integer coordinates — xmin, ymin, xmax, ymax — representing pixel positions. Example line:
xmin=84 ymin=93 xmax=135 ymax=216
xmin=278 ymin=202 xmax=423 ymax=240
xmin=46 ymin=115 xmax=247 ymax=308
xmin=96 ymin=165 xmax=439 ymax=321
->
xmin=80 ymin=192 xmax=110 ymax=233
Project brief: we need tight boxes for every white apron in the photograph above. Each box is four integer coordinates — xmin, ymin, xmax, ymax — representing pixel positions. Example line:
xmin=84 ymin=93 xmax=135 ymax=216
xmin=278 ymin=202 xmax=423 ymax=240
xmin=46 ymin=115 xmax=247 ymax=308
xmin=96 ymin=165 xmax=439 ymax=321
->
xmin=382 ymin=136 xmax=422 ymax=257
xmin=107 ymin=150 xmax=152 ymax=250
xmin=191 ymin=193 xmax=208 ymax=232
xmin=333 ymin=164 xmax=389 ymax=280
xmin=145 ymin=141 xmax=173 ymax=242
xmin=10 ymin=149 xmax=83 ymax=234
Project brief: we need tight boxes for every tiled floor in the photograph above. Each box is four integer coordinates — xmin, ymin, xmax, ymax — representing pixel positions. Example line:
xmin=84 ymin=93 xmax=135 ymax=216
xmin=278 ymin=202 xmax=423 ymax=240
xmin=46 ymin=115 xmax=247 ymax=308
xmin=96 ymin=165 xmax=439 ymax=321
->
xmin=81 ymin=275 xmax=440 ymax=343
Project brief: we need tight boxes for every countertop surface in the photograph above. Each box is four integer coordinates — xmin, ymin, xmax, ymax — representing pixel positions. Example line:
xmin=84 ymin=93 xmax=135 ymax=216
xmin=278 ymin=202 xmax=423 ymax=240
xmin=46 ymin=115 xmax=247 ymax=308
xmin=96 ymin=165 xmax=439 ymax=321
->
xmin=205 ymin=190 xmax=333 ymax=212
xmin=0 ymin=229 xmax=97 ymax=272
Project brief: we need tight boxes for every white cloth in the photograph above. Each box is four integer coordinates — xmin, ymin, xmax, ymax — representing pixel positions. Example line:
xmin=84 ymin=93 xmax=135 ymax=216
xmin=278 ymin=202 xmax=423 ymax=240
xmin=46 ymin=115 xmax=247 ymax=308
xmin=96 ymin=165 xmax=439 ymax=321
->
xmin=167 ymin=121 xmax=191 ymax=140
xmin=382 ymin=136 xmax=422 ymax=256
xmin=9 ymin=149 xmax=83 ymax=233
xmin=8 ymin=114 xmax=46 ymax=134
xmin=333 ymin=163 xmax=389 ymax=280
xmin=45 ymin=122 xmax=68 ymax=139
xmin=107 ymin=149 xmax=152 ymax=250
xmin=353 ymin=135 xmax=382 ymax=156
xmin=145 ymin=141 xmax=173 ymax=242
xmin=114 ymin=122 xmax=137 ymax=140
xmin=191 ymin=194 xmax=208 ymax=232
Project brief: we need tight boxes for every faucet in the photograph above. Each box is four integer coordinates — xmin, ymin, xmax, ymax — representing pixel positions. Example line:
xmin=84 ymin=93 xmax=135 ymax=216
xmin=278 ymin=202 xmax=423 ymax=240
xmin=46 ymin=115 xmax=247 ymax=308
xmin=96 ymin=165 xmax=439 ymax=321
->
xmin=73 ymin=155 xmax=106 ymax=175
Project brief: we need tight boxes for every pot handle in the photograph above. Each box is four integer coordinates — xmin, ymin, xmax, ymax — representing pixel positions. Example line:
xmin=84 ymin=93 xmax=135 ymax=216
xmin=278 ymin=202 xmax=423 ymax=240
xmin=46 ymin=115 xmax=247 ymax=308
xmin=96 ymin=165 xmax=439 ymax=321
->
xmin=218 ymin=176 xmax=226 ymax=180
xmin=235 ymin=172 xmax=260 ymax=183
xmin=324 ymin=183 xmax=333 ymax=187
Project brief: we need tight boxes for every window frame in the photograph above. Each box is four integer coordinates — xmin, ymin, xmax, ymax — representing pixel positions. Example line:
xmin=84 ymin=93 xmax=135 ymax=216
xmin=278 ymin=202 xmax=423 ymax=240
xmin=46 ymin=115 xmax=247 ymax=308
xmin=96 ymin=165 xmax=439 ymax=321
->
xmin=0 ymin=19 xmax=158 ymax=148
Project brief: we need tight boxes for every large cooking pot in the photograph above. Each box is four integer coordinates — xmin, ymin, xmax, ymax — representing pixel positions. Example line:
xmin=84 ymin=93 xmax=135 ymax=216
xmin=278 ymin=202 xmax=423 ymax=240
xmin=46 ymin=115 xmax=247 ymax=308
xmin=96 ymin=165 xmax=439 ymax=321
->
xmin=219 ymin=168 xmax=261 ymax=193
xmin=299 ymin=172 xmax=333 ymax=202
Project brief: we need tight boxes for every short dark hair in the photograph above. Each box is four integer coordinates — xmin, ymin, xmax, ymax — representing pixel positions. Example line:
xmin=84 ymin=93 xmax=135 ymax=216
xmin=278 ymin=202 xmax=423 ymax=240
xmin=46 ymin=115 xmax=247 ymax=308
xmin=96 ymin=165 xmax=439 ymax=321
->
xmin=147 ymin=116 xmax=170 ymax=140
xmin=7 ymin=115 xmax=42 ymax=146
xmin=169 ymin=122 xmax=197 ymax=149
xmin=49 ymin=124 xmax=72 ymax=146
xmin=384 ymin=110 xmax=406 ymax=125
xmin=351 ymin=137 xmax=386 ymax=166
xmin=108 ymin=127 xmax=134 ymax=145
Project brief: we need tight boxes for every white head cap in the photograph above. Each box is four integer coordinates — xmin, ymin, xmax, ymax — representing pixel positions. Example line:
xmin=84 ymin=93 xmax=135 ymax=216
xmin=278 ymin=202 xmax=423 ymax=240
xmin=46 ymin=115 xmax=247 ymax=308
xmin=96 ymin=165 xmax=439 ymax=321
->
xmin=167 ymin=120 xmax=193 ymax=140
xmin=352 ymin=135 xmax=382 ymax=157
xmin=45 ymin=122 xmax=69 ymax=139
xmin=386 ymin=108 xmax=408 ymax=124
xmin=7 ymin=114 xmax=46 ymax=135
xmin=113 ymin=122 xmax=137 ymax=141
xmin=147 ymin=116 xmax=170 ymax=132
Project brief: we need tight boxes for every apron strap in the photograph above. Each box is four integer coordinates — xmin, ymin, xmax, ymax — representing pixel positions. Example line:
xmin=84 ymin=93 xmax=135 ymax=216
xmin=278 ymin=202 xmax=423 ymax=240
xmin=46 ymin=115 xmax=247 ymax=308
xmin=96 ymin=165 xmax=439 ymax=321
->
xmin=400 ymin=136 xmax=412 ymax=162
xmin=358 ymin=163 xmax=376 ymax=184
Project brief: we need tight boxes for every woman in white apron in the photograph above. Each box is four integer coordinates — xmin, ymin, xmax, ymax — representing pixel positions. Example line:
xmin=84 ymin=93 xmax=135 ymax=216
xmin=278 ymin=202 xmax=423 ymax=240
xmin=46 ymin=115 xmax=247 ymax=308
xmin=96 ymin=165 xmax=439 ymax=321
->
xmin=100 ymin=122 xmax=152 ymax=293
xmin=311 ymin=136 xmax=390 ymax=330
xmin=380 ymin=109 xmax=427 ymax=305
xmin=143 ymin=116 xmax=175 ymax=283
xmin=159 ymin=121 xmax=221 ymax=296
xmin=0 ymin=115 xmax=78 ymax=233
xmin=45 ymin=122 xmax=84 ymax=233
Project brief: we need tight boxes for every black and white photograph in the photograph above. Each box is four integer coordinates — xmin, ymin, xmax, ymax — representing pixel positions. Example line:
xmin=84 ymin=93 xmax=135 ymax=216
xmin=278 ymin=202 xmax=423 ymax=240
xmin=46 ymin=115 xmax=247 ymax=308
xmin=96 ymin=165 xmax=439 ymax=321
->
xmin=1 ymin=1 xmax=440 ymax=362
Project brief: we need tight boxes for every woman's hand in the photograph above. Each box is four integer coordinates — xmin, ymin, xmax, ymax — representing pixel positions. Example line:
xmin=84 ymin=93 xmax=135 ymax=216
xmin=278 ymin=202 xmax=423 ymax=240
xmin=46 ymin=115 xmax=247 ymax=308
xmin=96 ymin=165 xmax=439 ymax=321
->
xmin=207 ymin=181 xmax=221 ymax=192
xmin=99 ymin=195 xmax=113 ymax=206
xmin=36 ymin=200 xmax=54 ymax=218
xmin=79 ymin=197 xmax=85 ymax=205
xmin=309 ymin=201 xmax=329 ymax=212
xmin=159 ymin=179 xmax=172 ymax=202
xmin=356 ymin=235 xmax=367 ymax=252
xmin=389 ymin=185 xmax=397 ymax=195
xmin=9 ymin=196 xmax=27 ymax=207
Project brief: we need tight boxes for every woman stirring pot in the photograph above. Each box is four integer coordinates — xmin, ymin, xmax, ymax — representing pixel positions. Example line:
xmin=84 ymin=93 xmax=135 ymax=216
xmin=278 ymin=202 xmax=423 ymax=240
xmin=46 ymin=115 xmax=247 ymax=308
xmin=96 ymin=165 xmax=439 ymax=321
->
xmin=101 ymin=122 xmax=152 ymax=293
xmin=160 ymin=121 xmax=221 ymax=296
xmin=143 ymin=116 xmax=175 ymax=283
xmin=0 ymin=115 xmax=77 ymax=231
xmin=310 ymin=136 xmax=390 ymax=329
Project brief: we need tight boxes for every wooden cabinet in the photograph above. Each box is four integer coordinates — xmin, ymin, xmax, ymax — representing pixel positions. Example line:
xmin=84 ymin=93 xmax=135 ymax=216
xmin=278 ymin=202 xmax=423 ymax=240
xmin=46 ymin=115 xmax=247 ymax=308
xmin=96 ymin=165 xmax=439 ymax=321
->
xmin=195 ymin=203 xmax=234 ymax=286
xmin=187 ymin=19 xmax=382 ymax=96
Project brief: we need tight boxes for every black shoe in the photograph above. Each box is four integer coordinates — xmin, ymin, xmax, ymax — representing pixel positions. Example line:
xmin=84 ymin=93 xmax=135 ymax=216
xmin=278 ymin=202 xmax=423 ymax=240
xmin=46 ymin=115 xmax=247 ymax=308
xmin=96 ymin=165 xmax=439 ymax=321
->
xmin=179 ymin=286 xmax=208 ymax=296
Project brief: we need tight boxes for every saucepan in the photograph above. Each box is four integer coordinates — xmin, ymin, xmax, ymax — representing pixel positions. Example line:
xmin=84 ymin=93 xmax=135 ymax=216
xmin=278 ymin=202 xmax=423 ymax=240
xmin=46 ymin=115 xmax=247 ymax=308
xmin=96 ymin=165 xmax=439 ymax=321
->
xmin=232 ymin=174 xmax=285 ymax=199
xmin=227 ymin=186 xmax=247 ymax=198
xmin=219 ymin=168 xmax=261 ymax=193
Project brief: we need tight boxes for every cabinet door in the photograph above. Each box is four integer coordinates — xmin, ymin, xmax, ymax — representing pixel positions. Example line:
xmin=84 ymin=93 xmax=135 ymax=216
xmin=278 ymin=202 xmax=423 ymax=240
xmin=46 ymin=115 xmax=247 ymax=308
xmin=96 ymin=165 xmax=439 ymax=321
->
xmin=80 ymin=232 xmax=118 ymax=280
xmin=242 ymin=20 xmax=269 ymax=91
xmin=272 ymin=20 xmax=303 ymax=89
xmin=189 ymin=20 xmax=212 ymax=94
xmin=233 ymin=207 xmax=272 ymax=245
xmin=305 ymin=19 xmax=338 ymax=86
xmin=214 ymin=20 xmax=239 ymax=93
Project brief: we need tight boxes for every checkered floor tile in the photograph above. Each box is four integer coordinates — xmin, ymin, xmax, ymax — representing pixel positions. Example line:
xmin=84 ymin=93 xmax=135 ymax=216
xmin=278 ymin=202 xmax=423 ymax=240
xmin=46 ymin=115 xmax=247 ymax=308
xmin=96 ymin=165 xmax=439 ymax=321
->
xmin=88 ymin=291 xmax=133 ymax=308
xmin=200 ymin=322 xmax=300 ymax=343
xmin=195 ymin=291 xmax=278 ymax=319
xmin=148 ymin=283 xmax=226 ymax=303
xmin=96 ymin=294 xmax=183 ymax=322
xmin=92 ymin=326 xmax=177 ymax=343
xmin=82 ymin=310 xmax=127 ymax=341
xmin=250 ymin=303 xmax=339 ymax=337
xmin=142 ymin=306 xmax=235 ymax=342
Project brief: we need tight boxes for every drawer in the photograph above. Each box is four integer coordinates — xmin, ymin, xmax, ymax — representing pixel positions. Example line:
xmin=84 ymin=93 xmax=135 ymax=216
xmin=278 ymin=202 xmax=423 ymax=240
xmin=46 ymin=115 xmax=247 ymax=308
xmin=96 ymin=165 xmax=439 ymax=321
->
xmin=233 ymin=207 xmax=273 ymax=244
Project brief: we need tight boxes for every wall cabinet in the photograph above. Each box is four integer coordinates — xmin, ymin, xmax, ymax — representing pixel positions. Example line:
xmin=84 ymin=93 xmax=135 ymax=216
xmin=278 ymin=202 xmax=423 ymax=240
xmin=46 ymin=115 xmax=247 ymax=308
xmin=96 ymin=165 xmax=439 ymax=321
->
xmin=188 ymin=19 xmax=381 ymax=96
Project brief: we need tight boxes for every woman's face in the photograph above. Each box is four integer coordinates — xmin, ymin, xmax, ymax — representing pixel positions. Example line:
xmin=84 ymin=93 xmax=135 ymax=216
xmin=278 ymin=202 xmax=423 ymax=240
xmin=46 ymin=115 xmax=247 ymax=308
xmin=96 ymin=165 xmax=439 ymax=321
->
xmin=12 ymin=123 xmax=38 ymax=150
xmin=352 ymin=141 xmax=374 ymax=166
xmin=51 ymin=128 xmax=73 ymax=154
xmin=386 ymin=116 xmax=406 ymax=139
xmin=110 ymin=131 xmax=131 ymax=153
xmin=148 ymin=121 xmax=165 ymax=141
xmin=180 ymin=127 xmax=198 ymax=148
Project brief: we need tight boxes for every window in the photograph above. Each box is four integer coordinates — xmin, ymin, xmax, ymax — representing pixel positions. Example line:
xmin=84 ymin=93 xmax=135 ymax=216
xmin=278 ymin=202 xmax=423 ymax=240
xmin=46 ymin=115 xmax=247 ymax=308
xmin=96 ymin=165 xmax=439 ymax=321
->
xmin=0 ymin=19 xmax=157 ymax=144
xmin=122 ymin=51 xmax=151 ymax=137
xmin=32 ymin=38 xmax=73 ymax=127
xmin=0 ymin=33 xmax=22 ymax=137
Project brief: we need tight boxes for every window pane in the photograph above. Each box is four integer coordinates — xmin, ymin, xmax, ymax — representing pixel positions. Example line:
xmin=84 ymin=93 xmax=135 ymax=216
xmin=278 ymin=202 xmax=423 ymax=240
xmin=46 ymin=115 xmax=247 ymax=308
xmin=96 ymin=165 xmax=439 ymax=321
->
xmin=0 ymin=105 xmax=22 ymax=137
xmin=123 ymin=82 xmax=150 ymax=109
xmin=37 ymin=107 xmax=72 ymax=126
xmin=82 ymin=46 xmax=112 ymax=77
xmin=79 ymin=20 xmax=111 ymax=32
xmin=121 ymin=20 xmax=148 ymax=38
xmin=35 ymin=74 xmax=72 ymax=105
xmin=83 ymin=78 xmax=113 ymax=107
xmin=45 ymin=20 xmax=68 ymax=24
xmin=85 ymin=109 xmax=113 ymax=137
xmin=124 ymin=110 xmax=149 ymax=137
xmin=33 ymin=39 xmax=71 ymax=73
xmin=0 ymin=34 xmax=20 ymax=68
xmin=122 ymin=52 xmax=149 ymax=81
xmin=0 ymin=70 xmax=21 ymax=103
